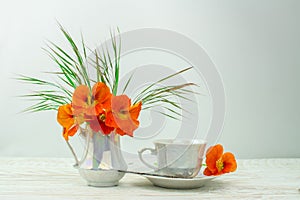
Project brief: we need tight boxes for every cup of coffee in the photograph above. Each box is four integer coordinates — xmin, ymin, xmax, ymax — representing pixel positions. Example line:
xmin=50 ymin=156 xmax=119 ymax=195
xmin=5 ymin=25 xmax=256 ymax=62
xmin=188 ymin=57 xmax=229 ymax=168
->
xmin=138 ymin=139 xmax=207 ymax=178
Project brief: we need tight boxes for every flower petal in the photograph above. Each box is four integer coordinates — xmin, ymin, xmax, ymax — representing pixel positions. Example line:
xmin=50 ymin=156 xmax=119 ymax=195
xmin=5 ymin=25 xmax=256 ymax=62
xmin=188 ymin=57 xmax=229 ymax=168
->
xmin=85 ymin=105 xmax=103 ymax=117
xmin=89 ymin=115 xmax=114 ymax=135
xmin=130 ymin=101 xmax=142 ymax=126
xmin=203 ymin=167 xmax=213 ymax=176
xmin=63 ymin=124 xmax=79 ymax=141
xmin=57 ymin=104 xmax=74 ymax=128
xmin=205 ymin=144 xmax=224 ymax=174
xmin=221 ymin=152 xmax=237 ymax=173
xmin=105 ymin=110 xmax=118 ymax=128
xmin=105 ymin=95 xmax=141 ymax=137
xmin=72 ymin=85 xmax=89 ymax=111
xmin=92 ymin=82 xmax=112 ymax=109
xmin=115 ymin=128 xmax=126 ymax=136
xmin=111 ymin=95 xmax=130 ymax=114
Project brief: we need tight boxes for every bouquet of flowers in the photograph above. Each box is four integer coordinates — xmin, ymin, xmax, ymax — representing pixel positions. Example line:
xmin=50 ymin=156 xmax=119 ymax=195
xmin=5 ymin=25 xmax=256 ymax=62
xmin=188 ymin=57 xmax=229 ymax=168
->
xmin=18 ymin=26 xmax=195 ymax=169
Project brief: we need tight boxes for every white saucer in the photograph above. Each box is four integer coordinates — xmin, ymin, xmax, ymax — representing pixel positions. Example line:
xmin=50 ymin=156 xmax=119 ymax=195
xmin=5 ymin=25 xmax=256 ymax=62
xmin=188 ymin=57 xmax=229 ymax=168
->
xmin=143 ymin=175 xmax=216 ymax=189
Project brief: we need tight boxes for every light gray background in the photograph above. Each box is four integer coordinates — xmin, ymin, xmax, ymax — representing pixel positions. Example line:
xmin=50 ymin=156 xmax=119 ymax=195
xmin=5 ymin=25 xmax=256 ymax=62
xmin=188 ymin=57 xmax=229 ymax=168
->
xmin=0 ymin=0 xmax=299 ymax=159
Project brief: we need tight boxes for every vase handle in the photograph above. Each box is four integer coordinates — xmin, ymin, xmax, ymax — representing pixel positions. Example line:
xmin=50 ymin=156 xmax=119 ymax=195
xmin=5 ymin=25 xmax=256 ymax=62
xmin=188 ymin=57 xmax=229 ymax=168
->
xmin=138 ymin=148 xmax=157 ymax=170
xmin=66 ymin=140 xmax=80 ymax=168
xmin=68 ymin=127 xmax=92 ymax=168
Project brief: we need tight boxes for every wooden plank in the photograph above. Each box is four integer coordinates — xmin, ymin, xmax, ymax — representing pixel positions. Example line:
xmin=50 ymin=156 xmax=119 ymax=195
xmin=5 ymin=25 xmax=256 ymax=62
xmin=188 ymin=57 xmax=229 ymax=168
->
xmin=0 ymin=158 xmax=299 ymax=199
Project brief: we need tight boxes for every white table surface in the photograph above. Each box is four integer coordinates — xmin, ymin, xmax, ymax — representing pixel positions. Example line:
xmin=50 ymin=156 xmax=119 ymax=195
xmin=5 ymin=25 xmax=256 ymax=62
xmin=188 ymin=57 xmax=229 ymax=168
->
xmin=0 ymin=157 xmax=299 ymax=199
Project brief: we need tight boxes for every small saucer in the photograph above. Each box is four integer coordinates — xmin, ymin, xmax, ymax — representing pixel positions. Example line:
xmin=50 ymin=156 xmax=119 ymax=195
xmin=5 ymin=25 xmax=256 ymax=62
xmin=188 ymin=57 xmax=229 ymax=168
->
xmin=143 ymin=174 xmax=216 ymax=189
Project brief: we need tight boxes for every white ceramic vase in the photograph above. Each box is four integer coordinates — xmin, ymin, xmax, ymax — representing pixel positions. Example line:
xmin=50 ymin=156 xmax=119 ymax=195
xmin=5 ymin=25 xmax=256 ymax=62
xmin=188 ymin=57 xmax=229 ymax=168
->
xmin=72 ymin=127 xmax=127 ymax=187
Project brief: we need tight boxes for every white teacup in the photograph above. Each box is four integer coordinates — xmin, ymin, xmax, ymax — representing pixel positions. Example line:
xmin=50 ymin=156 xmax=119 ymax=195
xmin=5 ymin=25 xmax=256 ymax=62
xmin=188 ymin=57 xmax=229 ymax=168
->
xmin=138 ymin=139 xmax=207 ymax=178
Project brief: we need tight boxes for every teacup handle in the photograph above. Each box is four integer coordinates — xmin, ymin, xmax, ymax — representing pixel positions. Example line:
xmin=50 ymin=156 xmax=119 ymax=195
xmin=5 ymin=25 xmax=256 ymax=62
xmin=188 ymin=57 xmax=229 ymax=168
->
xmin=138 ymin=148 xmax=157 ymax=170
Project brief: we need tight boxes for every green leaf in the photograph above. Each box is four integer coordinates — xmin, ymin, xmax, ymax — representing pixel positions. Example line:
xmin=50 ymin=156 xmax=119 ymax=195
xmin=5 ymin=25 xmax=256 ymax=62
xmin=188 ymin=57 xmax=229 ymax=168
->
xmin=122 ymin=71 xmax=135 ymax=94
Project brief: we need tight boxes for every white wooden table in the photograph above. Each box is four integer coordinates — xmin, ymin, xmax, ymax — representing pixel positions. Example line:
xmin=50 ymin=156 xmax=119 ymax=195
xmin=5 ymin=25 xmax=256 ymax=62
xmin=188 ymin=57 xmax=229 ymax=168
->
xmin=0 ymin=158 xmax=299 ymax=199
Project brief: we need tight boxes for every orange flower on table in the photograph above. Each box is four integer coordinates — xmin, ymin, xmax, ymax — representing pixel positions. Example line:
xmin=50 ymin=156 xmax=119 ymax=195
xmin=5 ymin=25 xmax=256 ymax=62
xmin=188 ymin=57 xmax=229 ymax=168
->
xmin=57 ymin=104 xmax=84 ymax=140
xmin=203 ymin=144 xmax=237 ymax=176
xmin=105 ymin=95 xmax=142 ymax=137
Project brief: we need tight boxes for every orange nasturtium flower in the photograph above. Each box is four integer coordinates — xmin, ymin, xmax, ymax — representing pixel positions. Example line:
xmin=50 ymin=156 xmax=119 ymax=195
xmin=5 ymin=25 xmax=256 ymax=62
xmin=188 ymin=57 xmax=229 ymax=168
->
xmin=71 ymin=82 xmax=114 ymax=134
xmin=105 ymin=95 xmax=142 ymax=137
xmin=203 ymin=144 xmax=237 ymax=176
xmin=72 ymin=82 xmax=111 ymax=117
xmin=57 ymin=82 xmax=113 ymax=139
xmin=57 ymin=104 xmax=84 ymax=140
